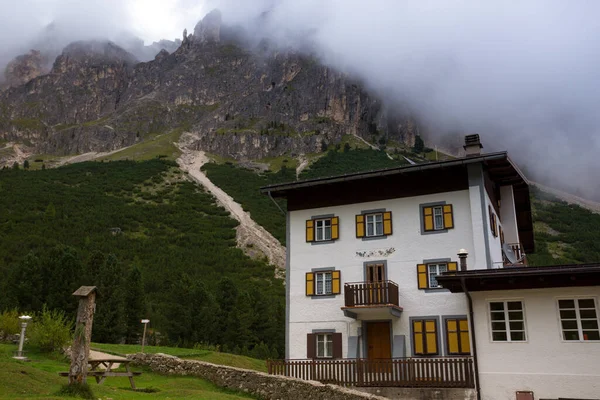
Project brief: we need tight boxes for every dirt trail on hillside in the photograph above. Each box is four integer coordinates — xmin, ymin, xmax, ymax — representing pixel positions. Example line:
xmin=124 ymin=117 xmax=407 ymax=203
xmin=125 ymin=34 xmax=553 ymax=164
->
xmin=296 ymin=154 xmax=309 ymax=178
xmin=58 ymin=145 xmax=134 ymax=166
xmin=177 ymin=149 xmax=286 ymax=277
xmin=532 ymin=181 xmax=600 ymax=214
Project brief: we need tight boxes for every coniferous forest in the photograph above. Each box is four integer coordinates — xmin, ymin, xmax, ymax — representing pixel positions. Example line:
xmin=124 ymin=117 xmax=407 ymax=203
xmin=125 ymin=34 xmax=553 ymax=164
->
xmin=0 ymin=159 xmax=284 ymax=358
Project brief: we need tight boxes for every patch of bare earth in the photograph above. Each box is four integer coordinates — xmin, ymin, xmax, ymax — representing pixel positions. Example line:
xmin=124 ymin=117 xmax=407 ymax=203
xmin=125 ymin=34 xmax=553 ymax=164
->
xmin=532 ymin=182 xmax=600 ymax=214
xmin=176 ymin=142 xmax=285 ymax=279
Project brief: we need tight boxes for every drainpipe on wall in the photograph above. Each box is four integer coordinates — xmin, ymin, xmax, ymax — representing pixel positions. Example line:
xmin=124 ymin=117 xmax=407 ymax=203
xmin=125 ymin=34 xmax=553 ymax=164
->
xmin=461 ymin=276 xmax=481 ymax=400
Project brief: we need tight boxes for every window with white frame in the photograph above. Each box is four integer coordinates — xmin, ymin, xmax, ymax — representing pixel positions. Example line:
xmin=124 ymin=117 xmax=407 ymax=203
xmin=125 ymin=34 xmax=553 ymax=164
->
xmin=433 ymin=206 xmax=444 ymax=230
xmin=366 ymin=213 xmax=383 ymax=237
xmin=558 ymin=298 xmax=600 ymax=341
xmin=315 ymin=271 xmax=333 ymax=295
xmin=489 ymin=301 xmax=526 ymax=342
xmin=315 ymin=219 xmax=332 ymax=241
xmin=316 ymin=333 xmax=333 ymax=358
xmin=427 ymin=263 xmax=448 ymax=288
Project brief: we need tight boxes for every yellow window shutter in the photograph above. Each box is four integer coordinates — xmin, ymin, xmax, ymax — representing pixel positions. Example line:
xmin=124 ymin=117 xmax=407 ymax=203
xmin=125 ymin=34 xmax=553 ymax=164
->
xmin=306 ymin=219 xmax=314 ymax=242
xmin=355 ymin=215 xmax=365 ymax=238
xmin=492 ymin=214 xmax=498 ymax=237
xmin=331 ymin=270 xmax=341 ymax=294
xmin=459 ymin=319 xmax=471 ymax=354
xmin=500 ymin=226 xmax=505 ymax=245
xmin=448 ymin=261 xmax=458 ymax=272
xmin=423 ymin=207 xmax=434 ymax=231
xmin=417 ymin=264 xmax=428 ymax=289
xmin=383 ymin=211 xmax=393 ymax=235
xmin=331 ymin=217 xmax=339 ymax=240
xmin=443 ymin=204 xmax=454 ymax=229
xmin=446 ymin=319 xmax=459 ymax=354
xmin=425 ymin=320 xmax=438 ymax=354
xmin=413 ymin=321 xmax=424 ymax=355
xmin=305 ymin=272 xmax=314 ymax=296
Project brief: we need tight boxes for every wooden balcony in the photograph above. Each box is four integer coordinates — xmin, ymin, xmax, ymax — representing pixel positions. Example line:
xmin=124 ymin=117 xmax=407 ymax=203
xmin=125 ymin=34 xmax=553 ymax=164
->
xmin=267 ymin=357 xmax=475 ymax=388
xmin=342 ymin=281 xmax=403 ymax=318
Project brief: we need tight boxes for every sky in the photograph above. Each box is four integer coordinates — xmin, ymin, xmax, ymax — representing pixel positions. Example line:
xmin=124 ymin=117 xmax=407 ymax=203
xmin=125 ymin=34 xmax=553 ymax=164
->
xmin=1 ymin=0 xmax=599 ymax=199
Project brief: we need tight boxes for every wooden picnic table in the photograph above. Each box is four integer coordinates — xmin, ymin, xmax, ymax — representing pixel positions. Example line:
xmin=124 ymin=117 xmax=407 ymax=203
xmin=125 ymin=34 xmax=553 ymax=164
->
xmin=59 ymin=355 xmax=141 ymax=389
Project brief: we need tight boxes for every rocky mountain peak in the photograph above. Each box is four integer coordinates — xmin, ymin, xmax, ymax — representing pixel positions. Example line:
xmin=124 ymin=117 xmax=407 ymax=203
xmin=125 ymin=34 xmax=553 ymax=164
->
xmin=193 ymin=9 xmax=222 ymax=43
xmin=3 ymin=50 xmax=48 ymax=87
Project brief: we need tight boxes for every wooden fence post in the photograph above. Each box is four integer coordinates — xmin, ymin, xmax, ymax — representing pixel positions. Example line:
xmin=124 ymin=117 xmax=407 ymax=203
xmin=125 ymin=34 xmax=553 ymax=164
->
xmin=69 ymin=286 xmax=98 ymax=385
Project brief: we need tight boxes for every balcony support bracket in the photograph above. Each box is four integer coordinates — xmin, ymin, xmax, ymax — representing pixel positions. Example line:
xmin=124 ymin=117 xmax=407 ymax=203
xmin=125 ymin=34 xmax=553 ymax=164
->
xmin=343 ymin=309 xmax=358 ymax=319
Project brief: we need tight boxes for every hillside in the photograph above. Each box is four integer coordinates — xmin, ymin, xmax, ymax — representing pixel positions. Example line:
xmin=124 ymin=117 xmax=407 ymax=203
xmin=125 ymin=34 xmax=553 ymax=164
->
xmin=0 ymin=11 xmax=422 ymax=169
xmin=0 ymin=159 xmax=284 ymax=357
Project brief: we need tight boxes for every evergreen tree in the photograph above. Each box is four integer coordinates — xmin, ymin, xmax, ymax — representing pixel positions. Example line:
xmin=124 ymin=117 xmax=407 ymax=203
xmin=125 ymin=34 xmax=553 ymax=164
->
xmin=43 ymin=245 xmax=82 ymax=315
xmin=10 ymin=252 xmax=45 ymax=311
xmin=23 ymin=160 xmax=30 ymax=170
xmin=123 ymin=264 xmax=146 ymax=343
xmin=93 ymin=254 xmax=126 ymax=343
xmin=413 ymin=135 xmax=425 ymax=153
xmin=12 ymin=161 xmax=19 ymax=170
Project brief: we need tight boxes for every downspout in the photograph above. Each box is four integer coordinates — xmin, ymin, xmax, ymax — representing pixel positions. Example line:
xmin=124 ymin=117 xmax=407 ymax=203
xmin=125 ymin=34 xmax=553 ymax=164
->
xmin=267 ymin=191 xmax=286 ymax=216
xmin=461 ymin=277 xmax=481 ymax=400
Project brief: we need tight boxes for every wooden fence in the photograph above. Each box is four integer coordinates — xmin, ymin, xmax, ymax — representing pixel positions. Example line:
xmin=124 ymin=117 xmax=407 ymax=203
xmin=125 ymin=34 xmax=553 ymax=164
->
xmin=267 ymin=357 xmax=475 ymax=388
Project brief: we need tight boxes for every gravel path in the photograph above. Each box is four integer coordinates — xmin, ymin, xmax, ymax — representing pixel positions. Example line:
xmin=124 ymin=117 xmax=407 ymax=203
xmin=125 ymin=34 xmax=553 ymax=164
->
xmin=177 ymin=149 xmax=286 ymax=277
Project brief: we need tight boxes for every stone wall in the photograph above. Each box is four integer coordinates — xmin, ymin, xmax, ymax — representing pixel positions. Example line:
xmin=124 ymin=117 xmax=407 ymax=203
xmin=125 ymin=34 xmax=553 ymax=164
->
xmin=128 ymin=353 xmax=386 ymax=400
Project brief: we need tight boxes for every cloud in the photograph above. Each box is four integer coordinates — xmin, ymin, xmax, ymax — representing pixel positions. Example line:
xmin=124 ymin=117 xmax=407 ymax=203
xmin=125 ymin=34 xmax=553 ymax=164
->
xmin=215 ymin=0 xmax=600 ymax=199
xmin=1 ymin=0 xmax=599 ymax=199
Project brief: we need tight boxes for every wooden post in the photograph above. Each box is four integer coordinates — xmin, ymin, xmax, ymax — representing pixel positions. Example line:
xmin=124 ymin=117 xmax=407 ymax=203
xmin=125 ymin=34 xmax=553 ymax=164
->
xmin=69 ymin=286 xmax=98 ymax=385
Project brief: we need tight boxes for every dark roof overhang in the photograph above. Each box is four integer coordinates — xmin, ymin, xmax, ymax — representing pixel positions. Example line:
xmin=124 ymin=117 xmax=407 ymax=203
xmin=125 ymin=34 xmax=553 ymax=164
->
xmin=261 ymin=152 xmax=522 ymax=196
xmin=436 ymin=264 xmax=600 ymax=293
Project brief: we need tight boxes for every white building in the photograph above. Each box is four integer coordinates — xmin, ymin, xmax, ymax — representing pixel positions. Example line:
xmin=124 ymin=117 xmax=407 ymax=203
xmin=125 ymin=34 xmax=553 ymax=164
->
xmin=438 ymin=264 xmax=600 ymax=400
xmin=261 ymin=136 xmax=554 ymax=397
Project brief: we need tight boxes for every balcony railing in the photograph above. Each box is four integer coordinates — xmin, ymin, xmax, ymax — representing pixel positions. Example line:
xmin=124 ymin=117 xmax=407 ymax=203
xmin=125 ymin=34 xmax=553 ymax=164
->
xmin=503 ymin=243 xmax=527 ymax=266
xmin=344 ymin=281 xmax=399 ymax=308
xmin=267 ymin=357 xmax=475 ymax=388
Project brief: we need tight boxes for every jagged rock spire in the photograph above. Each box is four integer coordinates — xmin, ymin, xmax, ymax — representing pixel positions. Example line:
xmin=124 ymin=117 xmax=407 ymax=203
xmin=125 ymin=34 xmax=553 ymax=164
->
xmin=193 ymin=9 xmax=222 ymax=43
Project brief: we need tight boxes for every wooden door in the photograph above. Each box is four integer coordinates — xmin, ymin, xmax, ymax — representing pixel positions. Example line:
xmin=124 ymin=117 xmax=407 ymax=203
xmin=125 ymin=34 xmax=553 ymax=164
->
xmin=366 ymin=263 xmax=385 ymax=304
xmin=367 ymin=321 xmax=391 ymax=359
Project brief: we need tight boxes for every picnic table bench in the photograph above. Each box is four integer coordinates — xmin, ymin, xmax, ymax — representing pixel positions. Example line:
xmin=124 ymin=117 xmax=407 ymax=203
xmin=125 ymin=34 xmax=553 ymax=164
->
xmin=59 ymin=355 xmax=142 ymax=389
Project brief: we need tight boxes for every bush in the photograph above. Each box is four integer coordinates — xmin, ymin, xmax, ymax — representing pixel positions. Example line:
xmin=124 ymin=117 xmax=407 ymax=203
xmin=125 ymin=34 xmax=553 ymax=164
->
xmin=29 ymin=307 xmax=73 ymax=353
xmin=57 ymin=382 xmax=95 ymax=399
xmin=0 ymin=309 xmax=21 ymax=337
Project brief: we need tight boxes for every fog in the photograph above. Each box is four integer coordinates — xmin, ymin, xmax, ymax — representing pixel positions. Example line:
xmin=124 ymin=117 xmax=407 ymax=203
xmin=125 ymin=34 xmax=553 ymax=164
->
xmin=1 ymin=0 xmax=599 ymax=199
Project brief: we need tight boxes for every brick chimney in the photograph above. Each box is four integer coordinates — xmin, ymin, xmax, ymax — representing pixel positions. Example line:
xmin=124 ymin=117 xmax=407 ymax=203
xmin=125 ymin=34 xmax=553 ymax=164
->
xmin=463 ymin=134 xmax=483 ymax=157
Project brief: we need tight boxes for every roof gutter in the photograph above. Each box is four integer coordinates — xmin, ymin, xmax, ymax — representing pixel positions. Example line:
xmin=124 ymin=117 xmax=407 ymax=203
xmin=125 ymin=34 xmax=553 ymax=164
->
xmin=462 ymin=277 xmax=481 ymax=400
xmin=267 ymin=191 xmax=286 ymax=216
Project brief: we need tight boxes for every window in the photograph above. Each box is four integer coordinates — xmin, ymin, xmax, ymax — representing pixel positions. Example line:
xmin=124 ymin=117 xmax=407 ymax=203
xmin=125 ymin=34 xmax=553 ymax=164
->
xmin=315 ymin=219 xmax=331 ymax=241
xmin=366 ymin=213 xmax=383 ymax=237
xmin=412 ymin=319 xmax=438 ymax=355
xmin=489 ymin=301 xmax=526 ymax=342
xmin=558 ymin=298 xmax=600 ymax=341
xmin=315 ymin=271 xmax=332 ymax=295
xmin=356 ymin=211 xmax=392 ymax=238
xmin=306 ymin=217 xmax=339 ymax=242
xmin=417 ymin=261 xmax=457 ymax=289
xmin=307 ymin=332 xmax=342 ymax=359
xmin=423 ymin=204 xmax=454 ymax=232
xmin=489 ymin=205 xmax=498 ymax=237
xmin=428 ymin=264 xmax=448 ymax=288
xmin=305 ymin=270 xmax=341 ymax=296
xmin=316 ymin=333 xmax=333 ymax=358
xmin=446 ymin=318 xmax=471 ymax=355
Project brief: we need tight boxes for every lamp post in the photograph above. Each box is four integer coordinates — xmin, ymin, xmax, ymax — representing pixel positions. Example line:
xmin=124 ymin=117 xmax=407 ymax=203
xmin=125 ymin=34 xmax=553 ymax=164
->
xmin=141 ymin=319 xmax=150 ymax=353
xmin=14 ymin=315 xmax=32 ymax=360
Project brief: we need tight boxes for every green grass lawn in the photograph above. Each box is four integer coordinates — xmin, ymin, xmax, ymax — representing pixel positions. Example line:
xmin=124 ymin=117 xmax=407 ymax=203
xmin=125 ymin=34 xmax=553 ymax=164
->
xmin=91 ymin=343 xmax=267 ymax=372
xmin=98 ymin=129 xmax=183 ymax=162
xmin=0 ymin=344 xmax=255 ymax=399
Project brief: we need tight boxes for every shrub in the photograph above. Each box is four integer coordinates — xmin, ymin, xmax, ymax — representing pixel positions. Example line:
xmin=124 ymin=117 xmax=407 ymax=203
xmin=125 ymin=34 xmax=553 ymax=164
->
xmin=0 ymin=309 xmax=21 ymax=337
xmin=29 ymin=307 xmax=73 ymax=353
xmin=57 ymin=382 xmax=95 ymax=399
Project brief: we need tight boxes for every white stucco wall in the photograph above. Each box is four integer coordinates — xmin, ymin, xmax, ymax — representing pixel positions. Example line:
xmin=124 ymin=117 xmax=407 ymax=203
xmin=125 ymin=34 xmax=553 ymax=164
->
xmin=288 ymin=189 xmax=479 ymax=359
xmin=472 ymin=287 xmax=600 ymax=400
xmin=484 ymin=191 xmax=504 ymax=268
xmin=499 ymin=185 xmax=520 ymax=246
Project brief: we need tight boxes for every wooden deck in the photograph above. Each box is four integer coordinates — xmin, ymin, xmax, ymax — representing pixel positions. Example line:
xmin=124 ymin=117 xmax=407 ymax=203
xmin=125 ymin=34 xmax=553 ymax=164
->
xmin=267 ymin=357 xmax=475 ymax=388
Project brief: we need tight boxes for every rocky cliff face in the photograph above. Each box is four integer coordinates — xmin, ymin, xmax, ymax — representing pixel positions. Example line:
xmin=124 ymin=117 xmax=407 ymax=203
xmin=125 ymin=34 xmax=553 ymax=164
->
xmin=0 ymin=11 xmax=419 ymax=160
